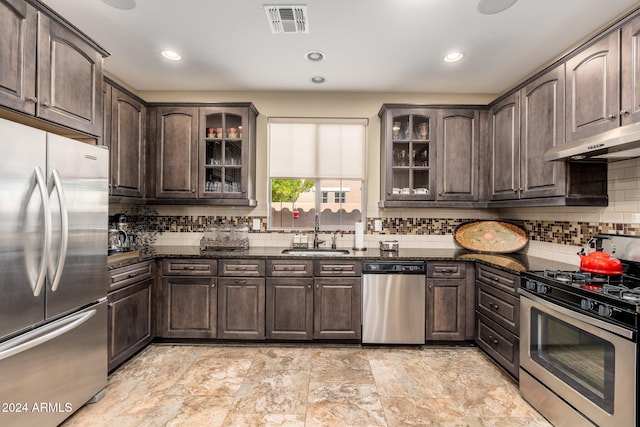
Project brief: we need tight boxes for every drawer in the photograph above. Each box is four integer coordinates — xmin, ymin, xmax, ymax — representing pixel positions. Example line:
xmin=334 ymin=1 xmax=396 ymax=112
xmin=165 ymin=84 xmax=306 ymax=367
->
xmin=476 ymin=264 xmax=519 ymax=296
xmin=427 ymin=262 xmax=466 ymax=279
xmin=266 ymin=260 xmax=313 ymax=277
xmin=109 ymin=261 xmax=155 ymax=292
xmin=219 ymin=259 xmax=265 ymax=277
xmin=477 ymin=283 xmax=519 ymax=334
xmin=476 ymin=312 xmax=519 ymax=379
xmin=315 ymin=260 xmax=361 ymax=276
xmin=162 ymin=259 xmax=217 ymax=276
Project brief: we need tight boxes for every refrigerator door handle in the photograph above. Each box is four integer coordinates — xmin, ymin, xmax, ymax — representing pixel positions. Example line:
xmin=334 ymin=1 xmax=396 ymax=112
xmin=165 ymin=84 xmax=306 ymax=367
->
xmin=0 ymin=309 xmax=96 ymax=362
xmin=47 ymin=169 xmax=69 ymax=292
xmin=20 ymin=167 xmax=52 ymax=297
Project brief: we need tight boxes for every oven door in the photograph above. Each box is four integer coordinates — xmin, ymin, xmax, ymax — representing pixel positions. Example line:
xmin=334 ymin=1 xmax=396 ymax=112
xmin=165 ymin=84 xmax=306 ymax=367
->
xmin=520 ymin=290 xmax=636 ymax=427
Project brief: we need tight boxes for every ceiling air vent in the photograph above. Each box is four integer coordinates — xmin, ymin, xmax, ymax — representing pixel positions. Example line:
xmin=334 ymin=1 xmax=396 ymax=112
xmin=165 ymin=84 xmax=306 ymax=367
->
xmin=264 ymin=5 xmax=309 ymax=34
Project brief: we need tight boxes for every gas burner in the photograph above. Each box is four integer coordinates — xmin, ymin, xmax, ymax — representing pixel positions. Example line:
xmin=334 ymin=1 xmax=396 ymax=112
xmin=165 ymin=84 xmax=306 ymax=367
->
xmin=621 ymin=289 xmax=640 ymax=303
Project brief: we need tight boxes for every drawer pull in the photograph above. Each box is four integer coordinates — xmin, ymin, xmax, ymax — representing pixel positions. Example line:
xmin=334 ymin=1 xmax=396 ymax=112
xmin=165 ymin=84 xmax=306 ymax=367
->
xmin=235 ymin=279 xmax=248 ymax=284
xmin=436 ymin=267 xmax=458 ymax=273
xmin=488 ymin=335 xmax=499 ymax=346
xmin=127 ymin=272 xmax=139 ymax=278
xmin=184 ymin=266 xmax=196 ymax=270
xmin=490 ymin=303 xmax=499 ymax=310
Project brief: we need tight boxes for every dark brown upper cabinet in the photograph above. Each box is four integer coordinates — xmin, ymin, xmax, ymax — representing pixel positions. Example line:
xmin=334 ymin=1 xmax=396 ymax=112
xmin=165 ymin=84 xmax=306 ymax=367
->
xmin=148 ymin=103 xmax=258 ymax=205
xmin=104 ymin=81 xmax=146 ymax=199
xmin=153 ymin=106 xmax=199 ymax=199
xmin=0 ymin=0 xmax=106 ymax=136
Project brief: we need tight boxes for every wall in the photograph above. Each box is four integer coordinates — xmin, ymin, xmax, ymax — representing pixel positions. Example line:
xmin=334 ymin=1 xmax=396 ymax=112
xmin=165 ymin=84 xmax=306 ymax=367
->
xmin=117 ymin=90 xmax=640 ymax=266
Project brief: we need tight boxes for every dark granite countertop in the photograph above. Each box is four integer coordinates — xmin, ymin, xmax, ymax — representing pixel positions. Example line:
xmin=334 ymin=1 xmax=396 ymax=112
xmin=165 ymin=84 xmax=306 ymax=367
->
xmin=108 ymin=245 xmax=578 ymax=274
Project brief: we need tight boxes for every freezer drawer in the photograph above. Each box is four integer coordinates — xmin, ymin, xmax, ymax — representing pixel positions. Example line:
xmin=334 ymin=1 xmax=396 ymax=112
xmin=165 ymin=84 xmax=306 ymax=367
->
xmin=0 ymin=302 xmax=107 ymax=427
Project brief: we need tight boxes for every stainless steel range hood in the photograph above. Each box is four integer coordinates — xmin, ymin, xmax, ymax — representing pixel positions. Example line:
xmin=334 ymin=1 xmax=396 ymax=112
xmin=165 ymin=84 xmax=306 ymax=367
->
xmin=545 ymin=121 xmax=640 ymax=161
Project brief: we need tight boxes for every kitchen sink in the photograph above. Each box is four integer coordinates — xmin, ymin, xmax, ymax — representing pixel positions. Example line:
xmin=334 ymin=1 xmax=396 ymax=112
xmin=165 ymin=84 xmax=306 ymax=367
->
xmin=281 ymin=248 xmax=350 ymax=256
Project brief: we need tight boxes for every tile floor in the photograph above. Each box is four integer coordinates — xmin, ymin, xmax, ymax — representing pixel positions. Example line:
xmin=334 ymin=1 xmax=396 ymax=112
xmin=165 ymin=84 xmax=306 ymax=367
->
xmin=62 ymin=344 xmax=552 ymax=426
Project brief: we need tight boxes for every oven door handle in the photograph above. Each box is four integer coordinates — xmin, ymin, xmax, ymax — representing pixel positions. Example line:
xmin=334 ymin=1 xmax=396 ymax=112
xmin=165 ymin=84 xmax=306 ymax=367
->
xmin=519 ymin=289 xmax=635 ymax=340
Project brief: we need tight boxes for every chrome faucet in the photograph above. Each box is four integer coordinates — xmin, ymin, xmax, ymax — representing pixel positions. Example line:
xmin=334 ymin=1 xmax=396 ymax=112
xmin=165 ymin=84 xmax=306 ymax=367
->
xmin=313 ymin=214 xmax=325 ymax=248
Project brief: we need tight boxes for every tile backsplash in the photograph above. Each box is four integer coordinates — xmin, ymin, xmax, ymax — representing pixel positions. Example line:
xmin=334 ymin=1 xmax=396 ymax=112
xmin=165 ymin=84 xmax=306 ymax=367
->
xmin=144 ymin=214 xmax=639 ymax=246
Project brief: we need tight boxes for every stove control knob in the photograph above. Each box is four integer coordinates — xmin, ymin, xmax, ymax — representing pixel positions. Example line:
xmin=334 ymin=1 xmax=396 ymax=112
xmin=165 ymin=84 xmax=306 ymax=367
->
xmin=525 ymin=281 xmax=537 ymax=291
xmin=580 ymin=299 xmax=594 ymax=311
xmin=536 ymin=283 xmax=550 ymax=294
xmin=597 ymin=304 xmax=613 ymax=317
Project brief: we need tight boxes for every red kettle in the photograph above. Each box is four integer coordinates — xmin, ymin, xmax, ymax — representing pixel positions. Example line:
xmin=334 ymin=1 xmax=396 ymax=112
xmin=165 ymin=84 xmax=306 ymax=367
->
xmin=577 ymin=237 xmax=623 ymax=275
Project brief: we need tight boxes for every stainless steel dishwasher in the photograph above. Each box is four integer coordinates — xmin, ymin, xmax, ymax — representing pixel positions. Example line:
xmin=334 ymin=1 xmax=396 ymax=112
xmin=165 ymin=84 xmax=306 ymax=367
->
xmin=362 ymin=261 xmax=426 ymax=344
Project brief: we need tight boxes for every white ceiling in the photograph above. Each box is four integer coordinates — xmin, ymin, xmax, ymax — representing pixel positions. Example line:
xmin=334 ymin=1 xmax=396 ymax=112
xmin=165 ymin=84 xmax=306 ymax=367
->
xmin=44 ymin=0 xmax=640 ymax=94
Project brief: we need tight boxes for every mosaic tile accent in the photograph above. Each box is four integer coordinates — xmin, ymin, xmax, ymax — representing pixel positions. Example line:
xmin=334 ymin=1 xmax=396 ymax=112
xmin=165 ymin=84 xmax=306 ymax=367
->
xmin=143 ymin=215 xmax=640 ymax=246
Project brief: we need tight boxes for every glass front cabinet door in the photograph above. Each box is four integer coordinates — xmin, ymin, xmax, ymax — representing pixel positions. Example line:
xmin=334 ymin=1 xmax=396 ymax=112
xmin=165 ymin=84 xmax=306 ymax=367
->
xmin=199 ymin=104 xmax=258 ymax=205
xmin=379 ymin=106 xmax=436 ymax=205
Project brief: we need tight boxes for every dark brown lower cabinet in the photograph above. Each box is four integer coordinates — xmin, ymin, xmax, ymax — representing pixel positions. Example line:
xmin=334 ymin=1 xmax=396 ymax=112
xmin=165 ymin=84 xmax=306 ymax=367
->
xmin=475 ymin=264 xmax=520 ymax=379
xmin=107 ymin=278 xmax=153 ymax=371
xmin=162 ymin=276 xmax=217 ymax=338
xmin=217 ymin=277 xmax=265 ymax=340
xmin=426 ymin=279 xmax=466 ymax=341
xmin=426 ymin=262 xmax=475 ymax=341
xmin=266 ymin=278 xmax=313 ymax=340
xmin=476 ymin=313 xmax=520 ymax=378
xmin=313 ymin=277 xmax=361 ymax=340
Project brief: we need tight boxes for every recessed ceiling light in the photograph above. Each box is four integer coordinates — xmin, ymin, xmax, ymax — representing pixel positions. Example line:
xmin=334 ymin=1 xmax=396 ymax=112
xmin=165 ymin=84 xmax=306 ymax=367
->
xmin=477 ymin=0 xmax=517 ymax=15
xmin=311 ymin=76 xmax=325 ymax=84
xmin=305 ymin=51 xmax=325 ymax=62
xmin=101 ymin=0 xmax=136 ymax=10
xmin=161 ymin=50 xmax=182 ymax=61
xmin=443 ymin=52 xmax=464 ymax=63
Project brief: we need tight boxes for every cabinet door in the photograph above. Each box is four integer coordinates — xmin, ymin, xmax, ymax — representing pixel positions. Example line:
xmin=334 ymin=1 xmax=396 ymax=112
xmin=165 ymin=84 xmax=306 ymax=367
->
xmin=162 ymin=276 xmax=217 ymax=338
xmin=490 ymin=93 xmax=520 ymax=200
xmin=108 ymin=278 xmax=153 ymax=371
xmin=155 ymin=107 xmax=199 ymax=198
xmin=520 ymin=65 xmax=567 ymax=199
xmin=110 ymin=88 xmax=145 ymax=198
xmin=37 ymin=14 xmax=103 ymax=136
xmin=266 ymin=278 xmax=313 ymax=340
xmin=381 ymin=108 xmax=437 ymax=202
xmin=313 ymin=277 xmax=361 ymax=340
xmin=436 ymin=109 xmax=479 ymax=201
xmin=426 ymin=278 xmax=465 ymax=341
xmin=217 ymin=277 xmax=265 ymax=340
xmin=0 ymin=0 xmax=37 ymax=114
xmin=621 ymin=15 xmax=640 ymax=126
xmin=199 ymin=107 xmax=249 ymax=200
xmin=565 ymin=31 xmax=620 ymax=141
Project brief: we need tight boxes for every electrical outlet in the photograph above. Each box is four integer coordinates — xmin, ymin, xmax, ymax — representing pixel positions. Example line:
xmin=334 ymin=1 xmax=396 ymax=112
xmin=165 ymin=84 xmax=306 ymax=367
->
xmin=374 ymin=219 xmax=382 ymax=232
xmin=252 ymin=218 xmax=261 ymax=231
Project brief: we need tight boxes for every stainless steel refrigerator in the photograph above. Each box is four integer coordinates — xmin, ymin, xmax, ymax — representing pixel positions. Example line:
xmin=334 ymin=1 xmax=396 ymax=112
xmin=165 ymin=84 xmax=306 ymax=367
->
xmin=0 ymin=118 xmax=109 ymax=427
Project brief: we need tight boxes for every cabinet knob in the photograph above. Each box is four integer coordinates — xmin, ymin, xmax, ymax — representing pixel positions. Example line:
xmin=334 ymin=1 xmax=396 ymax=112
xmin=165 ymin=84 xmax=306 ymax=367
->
xmin=42 ymin=101 xmax=49 ymax=107
xmin=620 ymin=110 xmax=629 ymax=116
xmin=308 ymin=284 xmax=312 ymax=289
xmin=191 ymin=189 xmax=196 ymax=193
xmin=513 ymin=189 xmax=518 ymax=193
xmin=608 ymin=114 xmax=617 ymax=120
xmin=28 ymin=96 xmax=38 ymax=103
xmin=438 ymin=192 xmax=442 ymax=196
xmin=211 ymin=283 xmax=215 ymax=288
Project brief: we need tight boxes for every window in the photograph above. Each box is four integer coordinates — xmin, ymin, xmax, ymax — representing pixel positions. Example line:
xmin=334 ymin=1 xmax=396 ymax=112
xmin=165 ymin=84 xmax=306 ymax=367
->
xmin=268 ymin=118 xmax=367 ymax=230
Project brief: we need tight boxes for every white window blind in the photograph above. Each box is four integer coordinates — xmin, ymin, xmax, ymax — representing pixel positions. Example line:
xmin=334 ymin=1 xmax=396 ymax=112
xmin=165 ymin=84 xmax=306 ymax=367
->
xmin=269 ymin=118 xmax=367 ymax=179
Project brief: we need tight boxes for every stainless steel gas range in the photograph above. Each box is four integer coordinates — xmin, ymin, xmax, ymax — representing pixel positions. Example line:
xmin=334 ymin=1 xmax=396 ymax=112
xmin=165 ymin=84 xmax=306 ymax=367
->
xmin=519 ymin=234 xmax=640 ymax=427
